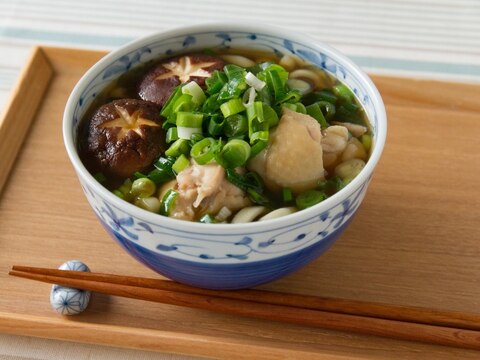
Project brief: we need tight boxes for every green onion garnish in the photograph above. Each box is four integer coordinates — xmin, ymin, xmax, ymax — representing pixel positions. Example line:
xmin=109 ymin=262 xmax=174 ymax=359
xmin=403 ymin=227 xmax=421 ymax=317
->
xmin=182 ymin=81 xmax=206 ymax=105
xmin=172 ymin=154 xmax=190 ymax=174
xmin=94 ymin=172 xmax=107 ymax=184
xmin=207 ymin=114 xmax=225 ymax=136
xmin=205 ymin=70 xmax=227 ymax=95
xmin=306 ymin=103 xmax=328 ymax=128
xmin=332 ymin=83 xmax=355 ymax=104
xmin=224 ymin=114 xmax=248 ymax=137
xmin=166 ymin=127 xmax=178 ymax=143
xmin=165 ymin=138 xmax=190 ymax=157
xmin=282 ymin=187 xmax=293 ymax=202
xmin=295 ymin=190 xmax=327 ymax=210
xmin=160 ymin=189 xmax=178 ymax=216
xmin=220 ymin=98 xmax=246 ymax=118
xmin=190 ymin=137 xmax=219 ymax=165
xmin=176 ymin=112 xmax=203 ymax=128
xmin=218 ymin=139 xmax=251 ymax=168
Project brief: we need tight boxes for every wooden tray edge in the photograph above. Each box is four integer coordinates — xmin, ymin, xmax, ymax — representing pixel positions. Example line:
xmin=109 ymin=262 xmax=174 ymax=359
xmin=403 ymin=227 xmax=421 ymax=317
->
xmin=0 ymin=46 xmax=53 ymax=195
xmin=0 ymin=311 xmax=355 ymax=360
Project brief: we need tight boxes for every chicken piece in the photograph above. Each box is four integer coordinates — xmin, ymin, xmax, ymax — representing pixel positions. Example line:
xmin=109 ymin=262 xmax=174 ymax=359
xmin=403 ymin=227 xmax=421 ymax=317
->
xmin=247 ymin=108 xmax=325 ymax=193
xmin=321 ymin=125 xmax=349 ymax=169
xmin=169 ymin=162 xmax=251 ymax=221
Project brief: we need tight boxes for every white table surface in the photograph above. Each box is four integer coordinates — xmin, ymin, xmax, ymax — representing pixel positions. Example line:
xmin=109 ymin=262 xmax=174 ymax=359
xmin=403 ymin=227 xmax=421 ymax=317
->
xmin=1 ymin=0 xmax=479 ymax=358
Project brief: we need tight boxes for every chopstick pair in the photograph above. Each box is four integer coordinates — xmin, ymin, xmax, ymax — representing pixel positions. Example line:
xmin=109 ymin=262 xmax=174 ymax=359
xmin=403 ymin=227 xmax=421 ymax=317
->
xmin=9 ymin=265 xmax=480 ymax=350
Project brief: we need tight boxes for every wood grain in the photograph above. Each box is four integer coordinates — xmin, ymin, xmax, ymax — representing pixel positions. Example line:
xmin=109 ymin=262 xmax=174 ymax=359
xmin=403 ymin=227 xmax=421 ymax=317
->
xmin=0 ymin=46 xmax=479 ymax=359
xmin=0 ymin=47 xmax=53 ymax=194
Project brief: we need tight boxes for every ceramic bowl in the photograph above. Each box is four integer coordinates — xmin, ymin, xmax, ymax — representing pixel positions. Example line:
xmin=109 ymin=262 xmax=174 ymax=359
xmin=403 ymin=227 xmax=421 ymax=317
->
xmin=63 ymin=23 xmax=387 ymax=289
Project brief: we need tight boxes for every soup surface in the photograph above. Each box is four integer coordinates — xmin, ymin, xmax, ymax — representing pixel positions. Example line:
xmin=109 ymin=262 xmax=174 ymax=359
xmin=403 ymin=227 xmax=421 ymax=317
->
xmin=78 ymin=49 xmax=371 ymax=223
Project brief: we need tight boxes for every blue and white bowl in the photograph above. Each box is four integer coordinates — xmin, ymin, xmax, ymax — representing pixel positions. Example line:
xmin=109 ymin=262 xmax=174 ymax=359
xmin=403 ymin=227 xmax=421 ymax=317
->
xmin=63 ymin=24 xmax=387 ymax=290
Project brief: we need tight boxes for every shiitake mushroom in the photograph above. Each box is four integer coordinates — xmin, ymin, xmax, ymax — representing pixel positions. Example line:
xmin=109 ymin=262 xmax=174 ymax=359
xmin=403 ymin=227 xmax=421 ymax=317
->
xmin=84 ymin=99 xmax=166 ymax=179
xmin=138 ymin=53 xmax=225 ymax=106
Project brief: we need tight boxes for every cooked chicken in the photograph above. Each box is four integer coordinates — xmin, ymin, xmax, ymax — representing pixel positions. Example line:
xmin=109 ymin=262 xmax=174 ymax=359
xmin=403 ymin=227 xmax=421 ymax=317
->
xmin=247 ymin=108 xmax=325 ymax=193
xmin=321 ymin=125 xmax=349 ymax=168
xmin=168 ymin=162 xmax=251 ymax=221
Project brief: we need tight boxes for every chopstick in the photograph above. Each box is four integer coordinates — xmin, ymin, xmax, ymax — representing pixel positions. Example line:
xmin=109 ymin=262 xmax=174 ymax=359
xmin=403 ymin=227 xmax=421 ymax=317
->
xmin=9 ymin=266 xmax=480 ymax=350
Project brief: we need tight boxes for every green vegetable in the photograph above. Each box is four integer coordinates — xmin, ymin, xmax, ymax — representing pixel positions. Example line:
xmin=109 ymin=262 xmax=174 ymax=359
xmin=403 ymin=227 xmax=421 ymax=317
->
xmin=306 ymin=103 xmax=328 ymax=128
xmin=160 ymin=189 xmax=178 ymax=216
xmin=218 ymin=139 xmax=251 ymax=168
xmin=282 ymin=187 xmax=293 ymax=202
xmin=190 ymin=137 xmax=220 ymax=165
xmin=165 ymin=138 xmax=190 ymax=157
xmin=205 ymin=70 xmax=228 ymax=94
xmin=166 ymin=127 xmax=178 ymax=143
xmin=176 ymin=112 xmax=203 ymax=128
xmin=332 ymin=83 xmax=355 ymax=104
xmin=295 ymin=190 xmax=327 ymax=209
xmin=94 ymin=172 xmax=107 ymax=184
xmin=224 ymin=114 xmax=248 ymax=137
xmin=172 ymin=154 xmax=190 ymax=174
xmin=220 ymin=98 xmax=245 ymax=118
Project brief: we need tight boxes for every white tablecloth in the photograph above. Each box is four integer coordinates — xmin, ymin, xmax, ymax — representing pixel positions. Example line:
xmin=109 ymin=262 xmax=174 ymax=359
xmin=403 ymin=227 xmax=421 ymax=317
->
xmin=1 ymin=0 xmax=479 ymax=358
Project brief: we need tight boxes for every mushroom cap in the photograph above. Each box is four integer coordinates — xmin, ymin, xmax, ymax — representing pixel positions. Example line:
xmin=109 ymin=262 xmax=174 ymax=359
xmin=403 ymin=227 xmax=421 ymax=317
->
xmin=138 ymin=53 xmax=225 ymax=106
xmin=86 ymin=99 xmax=166 ymax=179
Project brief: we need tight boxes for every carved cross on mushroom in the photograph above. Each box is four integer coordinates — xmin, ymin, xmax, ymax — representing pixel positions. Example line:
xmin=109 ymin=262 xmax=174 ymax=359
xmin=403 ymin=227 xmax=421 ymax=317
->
xmin=100 ymin=104 xmax=159 ymax=139
xmin=155 ymin=56 xmax=217 ymax=83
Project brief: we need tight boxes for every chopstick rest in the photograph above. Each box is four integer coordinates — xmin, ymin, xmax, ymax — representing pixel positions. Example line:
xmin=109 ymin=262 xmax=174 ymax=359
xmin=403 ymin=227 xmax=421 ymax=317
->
xmin=49 ymin=260 xmax=91 ymax=315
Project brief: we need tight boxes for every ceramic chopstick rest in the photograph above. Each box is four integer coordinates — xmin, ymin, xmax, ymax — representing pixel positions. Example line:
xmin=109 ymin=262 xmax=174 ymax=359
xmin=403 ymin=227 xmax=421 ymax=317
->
xmin=49 ymin=260 xmax=91 ymax=315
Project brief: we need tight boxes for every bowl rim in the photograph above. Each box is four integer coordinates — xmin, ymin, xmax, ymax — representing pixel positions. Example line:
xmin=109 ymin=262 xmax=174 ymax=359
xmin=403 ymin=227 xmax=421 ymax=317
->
xmin=63 ymin=22 xmax=387 ymax=233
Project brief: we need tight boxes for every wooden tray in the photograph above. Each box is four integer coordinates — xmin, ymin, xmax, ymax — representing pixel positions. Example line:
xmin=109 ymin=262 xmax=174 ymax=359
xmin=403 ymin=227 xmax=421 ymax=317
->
xmin=1 ymin=46 xmax=479 ymax=359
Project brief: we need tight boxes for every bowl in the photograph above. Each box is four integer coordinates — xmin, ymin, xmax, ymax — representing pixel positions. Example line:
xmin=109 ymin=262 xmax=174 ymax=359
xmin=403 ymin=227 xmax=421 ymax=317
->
xmin=63 ymin=23 xmax=387 ymax=290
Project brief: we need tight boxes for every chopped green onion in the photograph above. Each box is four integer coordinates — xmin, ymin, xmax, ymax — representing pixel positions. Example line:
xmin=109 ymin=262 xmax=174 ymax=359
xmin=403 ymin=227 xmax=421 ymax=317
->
xmin=220 ymin=98 xmax=246 ymax=118
xmin=94 ymin=172 xmax=107 ymax=184
xmin=317 ymin=176 xmax=344 ymax=195
xmin=249 ymin=140 xmax=267 ymax=158
xmin=295 ymin=190 xmax=327 ymax=210
xmin=113 ymin=190 xmax=124 ymax=199
xmin=177 ymin=126 xmax=202 ymax=139
xmin=302 ymin=90 xmax=337 ymax=106
xmin=131 ymin=178 xmax=156 ymax=198
xmin=306 ymin=103 xmax=328 ymax=128
xmin=202 ymin=93 xmax=222 ymax=113
xmin=190 ymin=133 xmax=204 ymax=144
xmin=224 ymin=114 xmax=248 ymax=137
xmin=242 ymin=87 xmax=257 ymax=107
xmin=225 ymin=169 xmax=269 ymax=205
xmin=172 ymin=93 xmax=196 ymax=113
xmin=207 ymin=115 xmax=225 ymax=136
xmin=160 ymin=189 xmax=178 ymax=216
xmin=165 ymin=138 xmax=190 ymax=157
xmin=218 ymin=65 xmax=247 ymax=100
xmin=266 ymin=69 xmax=286 ymax=102
xmin=317 ymin=101 xmax=336 ymax=120
xmin=160 ymin=86 xmax=183 ymax=118
xmin=182 ymin=81 xmax=206 ymax=105
xmin=245 ymin=72 xmax=266 ymax=90
xmin=176 ymin=112 xmax=203 ymax=139
xmin=199 ymin=214 xmax=215 ymax=223
xmin=190 ymin=137 xmax=219 ymax=165
xmin=149 ymin=157 xmax=176 ymax=184
xmin=250 ymin=130 xmax=269 ymax=144
xmin=262 ymin=104 xmax=279 ymax=127
xmin=219 ymin=139 xmax=251 ymax=168
xmin=335 ymin=103 xmax=362 ymax=124
xmin=176 ymin=112 xmax=203 ymax=128
xmin=166 ymin=127 xmax=178 ymax=143
xmin=276 ymin=90 xmax=302 ymax=105
xmin=282 ymin=187 xmax=293 ymax=202
xmin=205 ymin=70 xmax=227 ymax=95
xmin=133 ymin=171 xmax=147 ymax=179
xmin=172 ymin=154 xmax=190 ymax=174
xmin=333 ymin=83 xmax=355 ymax=104
xmin=247 ymin=101 xmax=265 ymax=123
